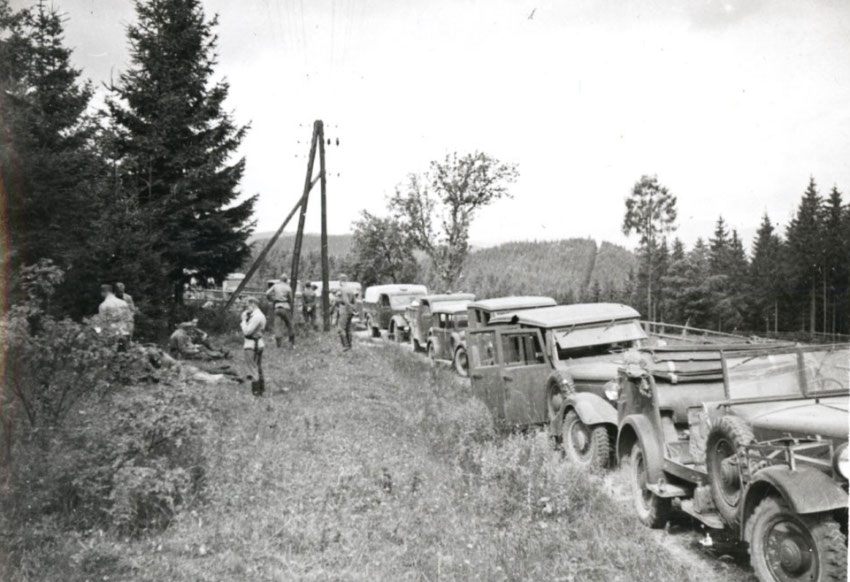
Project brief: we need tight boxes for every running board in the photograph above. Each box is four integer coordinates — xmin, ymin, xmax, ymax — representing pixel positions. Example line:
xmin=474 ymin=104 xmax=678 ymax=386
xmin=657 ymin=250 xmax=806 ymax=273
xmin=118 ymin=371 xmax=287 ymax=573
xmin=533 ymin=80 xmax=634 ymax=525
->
xmin=679 ymin=500 xmax=725 ymax=529
xmin=646 ymin=482 xmax=688 ymax=498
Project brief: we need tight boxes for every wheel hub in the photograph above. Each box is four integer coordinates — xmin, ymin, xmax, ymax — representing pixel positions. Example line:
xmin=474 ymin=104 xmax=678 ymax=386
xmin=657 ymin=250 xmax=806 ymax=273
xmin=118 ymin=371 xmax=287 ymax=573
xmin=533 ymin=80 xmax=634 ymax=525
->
xmin=766 ymin=521 xmax=815 ymax=580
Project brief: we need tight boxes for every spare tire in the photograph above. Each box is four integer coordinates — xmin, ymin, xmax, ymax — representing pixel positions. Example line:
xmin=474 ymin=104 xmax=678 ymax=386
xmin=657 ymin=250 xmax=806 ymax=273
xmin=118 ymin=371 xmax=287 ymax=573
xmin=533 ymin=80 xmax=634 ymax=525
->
xmin=706 ymin=415 xmax=754 ymax=526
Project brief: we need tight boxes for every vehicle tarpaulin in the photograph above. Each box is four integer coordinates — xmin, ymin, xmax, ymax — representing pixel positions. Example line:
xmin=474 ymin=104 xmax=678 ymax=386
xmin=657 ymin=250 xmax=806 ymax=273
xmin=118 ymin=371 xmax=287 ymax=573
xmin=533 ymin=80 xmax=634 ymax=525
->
xmin=554 ymin=321 xmax=646 ymax=350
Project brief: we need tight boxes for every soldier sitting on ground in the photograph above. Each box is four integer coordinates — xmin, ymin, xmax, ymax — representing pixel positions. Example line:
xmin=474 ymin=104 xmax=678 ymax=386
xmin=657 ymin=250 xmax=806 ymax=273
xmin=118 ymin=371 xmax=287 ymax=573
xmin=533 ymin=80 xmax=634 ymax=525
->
xmin=169 ymin=320 xmax=229 ymax=360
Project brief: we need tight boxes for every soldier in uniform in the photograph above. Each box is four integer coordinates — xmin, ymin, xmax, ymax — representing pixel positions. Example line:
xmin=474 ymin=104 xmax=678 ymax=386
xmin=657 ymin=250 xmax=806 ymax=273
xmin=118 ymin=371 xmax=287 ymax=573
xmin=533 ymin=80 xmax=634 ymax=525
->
xmin=265 ymin=274 xmax=294 ymax=347
xmin=336 ymin=274 xmax=356 ymax=351
xmin=302 ymin=282 xmax=318 ymax=330
xmin=240 ymin=296 xmax=267 ymax=395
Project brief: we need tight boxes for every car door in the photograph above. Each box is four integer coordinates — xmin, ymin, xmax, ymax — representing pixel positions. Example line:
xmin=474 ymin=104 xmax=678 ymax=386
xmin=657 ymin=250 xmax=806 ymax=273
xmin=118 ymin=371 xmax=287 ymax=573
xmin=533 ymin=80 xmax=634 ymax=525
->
xmin=497 ymin=328 xmax=552 ymax=425
xmin=467 ymin=328 xmax=505 ymax=420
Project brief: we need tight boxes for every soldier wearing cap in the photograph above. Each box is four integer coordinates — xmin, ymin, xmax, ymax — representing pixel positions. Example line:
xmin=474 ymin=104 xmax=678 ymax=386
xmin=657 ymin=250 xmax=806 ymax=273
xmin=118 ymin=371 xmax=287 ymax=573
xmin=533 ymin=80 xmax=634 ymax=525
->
xmin=302 ymin=282 xmax=318 ymax=330
xmin=266 ymin=274 xmax=294 ymax=347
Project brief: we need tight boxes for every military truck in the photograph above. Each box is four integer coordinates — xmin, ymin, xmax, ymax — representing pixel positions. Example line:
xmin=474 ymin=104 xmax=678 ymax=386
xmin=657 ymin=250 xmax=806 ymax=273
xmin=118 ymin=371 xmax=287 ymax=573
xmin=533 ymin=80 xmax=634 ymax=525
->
xmin=424 ymin=298 xmax=475 ymax=376
xmin=361 ymin=284 xmax=428 ymax=340
xmin=406 ymin=293 xmax=475 ymax=352
xmin=467 ymin=303 xmax=649 ymax=469
xmin=617 ymin=343 xmax=848 ymax=582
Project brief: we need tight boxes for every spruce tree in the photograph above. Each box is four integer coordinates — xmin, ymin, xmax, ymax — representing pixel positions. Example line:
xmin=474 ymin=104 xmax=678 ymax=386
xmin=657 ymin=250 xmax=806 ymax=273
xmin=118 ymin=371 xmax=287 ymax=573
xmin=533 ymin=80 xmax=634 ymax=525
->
xmin=749 ymin=214 xmax=783 ymax=332
xmin=785 ymin=178 xmax=824 ymax=331
xmin=822 ymin=186 xmax=849 ymax=334
xmin=0 ymin=0 xmax=100 ymax=278
xmin=108 ymin=0 xmax=256 ymax=305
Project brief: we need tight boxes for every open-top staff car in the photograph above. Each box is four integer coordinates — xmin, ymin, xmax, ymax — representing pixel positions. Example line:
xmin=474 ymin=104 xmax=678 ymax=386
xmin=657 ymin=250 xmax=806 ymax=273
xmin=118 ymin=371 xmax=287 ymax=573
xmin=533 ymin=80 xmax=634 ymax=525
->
xmin=406 ymin=293 xmax=476 ymax=352
xmin=362 ymin=284 xmax=428 ymax=340
xmin=467 ymin=303 xmax=648 ymax=469
xmin=617 ymin=343 xmax=848 ymax=582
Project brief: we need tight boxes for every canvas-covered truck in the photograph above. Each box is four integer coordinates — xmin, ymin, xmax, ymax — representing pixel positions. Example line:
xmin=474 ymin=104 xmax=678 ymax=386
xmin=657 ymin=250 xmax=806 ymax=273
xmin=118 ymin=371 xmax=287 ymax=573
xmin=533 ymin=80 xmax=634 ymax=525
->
xmin=362 ymin=284 xmax=428 ymax=340
xmin=406 ymin=293 xmax=475 ymax=352
xmin=617 ymin=343 xmax=848 ymax=582
xmin=467 ymin=303 xmax=649 ymax=469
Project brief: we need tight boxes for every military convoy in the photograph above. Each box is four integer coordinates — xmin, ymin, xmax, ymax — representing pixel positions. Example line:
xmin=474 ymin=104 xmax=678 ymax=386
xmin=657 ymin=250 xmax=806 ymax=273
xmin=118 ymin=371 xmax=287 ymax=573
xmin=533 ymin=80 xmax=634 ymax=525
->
xmin=361 ymin=290 xmax=849 ymax=580
xmin=361 ymin=284 xmax=428 ymax=340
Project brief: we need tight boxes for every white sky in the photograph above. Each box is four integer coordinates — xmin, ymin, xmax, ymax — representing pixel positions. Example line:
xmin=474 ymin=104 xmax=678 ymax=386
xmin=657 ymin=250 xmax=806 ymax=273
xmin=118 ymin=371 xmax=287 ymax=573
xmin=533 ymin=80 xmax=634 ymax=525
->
xmin=15 ymin=0 xmax=850 ymax=251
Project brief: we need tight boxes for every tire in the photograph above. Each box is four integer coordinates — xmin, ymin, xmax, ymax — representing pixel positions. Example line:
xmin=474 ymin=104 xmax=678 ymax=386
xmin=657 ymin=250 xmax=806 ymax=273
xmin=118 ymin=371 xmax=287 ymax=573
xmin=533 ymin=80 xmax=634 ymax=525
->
xmin=366 ymin=317 xmax=380 ymax=338
xmin=706 ymin=415 xmax=754 ymax=525
xmin=453 ymin=347 xmax=469 ymax=377
xmin=561 ymin=410 xmax=611 ymax=471
xmin=629 ymin=441 xmax=671 ymax=529
xmin=746 ymin=496 xmax=847 ymax=582
xmin=395 ymin=326 xmax=407 ymax=343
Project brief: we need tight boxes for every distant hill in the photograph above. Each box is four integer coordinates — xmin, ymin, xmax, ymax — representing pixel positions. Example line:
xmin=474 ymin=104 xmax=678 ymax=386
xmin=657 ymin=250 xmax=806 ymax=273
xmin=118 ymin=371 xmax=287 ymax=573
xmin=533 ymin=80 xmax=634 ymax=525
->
xmin=240 ymin=233 xmax=354 ymax=286
xmin=458 ymin=238 xmax=635 ymax=303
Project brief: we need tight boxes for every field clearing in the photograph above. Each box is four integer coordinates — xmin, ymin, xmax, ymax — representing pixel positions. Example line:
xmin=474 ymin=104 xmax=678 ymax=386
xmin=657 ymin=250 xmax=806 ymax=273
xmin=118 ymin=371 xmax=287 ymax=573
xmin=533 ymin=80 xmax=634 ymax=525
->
xmin=5 ymin=331 xmax=756 ymax=581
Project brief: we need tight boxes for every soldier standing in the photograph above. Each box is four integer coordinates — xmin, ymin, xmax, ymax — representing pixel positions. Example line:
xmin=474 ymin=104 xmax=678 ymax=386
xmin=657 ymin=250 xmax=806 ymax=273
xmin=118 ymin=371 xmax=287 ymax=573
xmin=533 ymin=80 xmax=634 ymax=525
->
xmin=265 ymin=274 xmax=294 ymax=347
xmin=337 ymin=274 xmax=356 ymax=351
xmin=240 ymin=296 xmax=267 ymax=395
xmin=98 ymin=284 xmax=132 ymax=351
xmin=302 ymin=283 xmax=318 ymax=330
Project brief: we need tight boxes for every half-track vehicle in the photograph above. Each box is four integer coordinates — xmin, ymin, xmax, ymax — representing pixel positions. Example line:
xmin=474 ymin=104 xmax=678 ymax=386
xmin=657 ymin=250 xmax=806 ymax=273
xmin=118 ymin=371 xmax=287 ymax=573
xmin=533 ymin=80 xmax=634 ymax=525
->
xmin=617 ymin=343 xmax=848 ymax=582
xmin=362 ymin=284 xmax=428 ymax=340
xmin=467 ymin=303 xmax=648 ymax=469
xmin=406 ymin=293 xmax=475 ymax=352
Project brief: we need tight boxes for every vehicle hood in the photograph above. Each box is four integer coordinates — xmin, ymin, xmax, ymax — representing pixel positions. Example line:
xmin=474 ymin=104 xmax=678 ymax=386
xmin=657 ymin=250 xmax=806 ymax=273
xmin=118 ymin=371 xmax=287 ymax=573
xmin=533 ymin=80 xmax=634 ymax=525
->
xmin=554 ymin=359 xmax=621 ymax=382
xmin=726 ymin=396 xmax=849 ymax=440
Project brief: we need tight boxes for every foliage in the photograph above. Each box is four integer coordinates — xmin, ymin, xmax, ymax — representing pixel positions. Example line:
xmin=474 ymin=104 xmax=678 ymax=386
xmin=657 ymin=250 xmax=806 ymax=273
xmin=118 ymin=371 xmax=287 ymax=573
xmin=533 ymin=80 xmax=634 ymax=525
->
xmin=0 ymin=0 xmax=103 ymax=302
xmin=390 ymin=152 xmax=518 ymax=288
xmin=460 ymin=238 xmax=635 ymax=306
xmin=622 ymin=175 xmax=677 ymax=317
xmin=349 ymin=211 xmax=419 ymax=287
xmin=107 ymin=0 xmax=256 ymax=304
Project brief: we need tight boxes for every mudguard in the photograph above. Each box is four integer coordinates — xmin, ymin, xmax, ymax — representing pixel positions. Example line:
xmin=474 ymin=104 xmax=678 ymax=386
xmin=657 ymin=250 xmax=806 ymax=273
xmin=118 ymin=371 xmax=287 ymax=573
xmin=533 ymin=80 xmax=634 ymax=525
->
xmin=618 ymin=414 xmax=665 ymax=484
xmin=390 ymin=314 xmax=409 ymax=332
xmin=566 ymin=392 xmax=617 ymax=427
xmin=743 ymin=466 xmax=848 ymax=520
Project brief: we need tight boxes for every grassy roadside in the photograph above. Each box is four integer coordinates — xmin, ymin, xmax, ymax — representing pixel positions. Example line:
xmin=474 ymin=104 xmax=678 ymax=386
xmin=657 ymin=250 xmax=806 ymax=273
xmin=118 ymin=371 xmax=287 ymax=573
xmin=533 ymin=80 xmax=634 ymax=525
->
xmin=4 ymin=330 xmax=755 ymax=581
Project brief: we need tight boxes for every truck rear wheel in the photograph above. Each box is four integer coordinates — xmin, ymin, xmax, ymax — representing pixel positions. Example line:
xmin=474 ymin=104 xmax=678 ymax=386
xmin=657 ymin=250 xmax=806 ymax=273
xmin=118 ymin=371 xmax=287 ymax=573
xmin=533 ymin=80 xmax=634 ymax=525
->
xmin=706 ymin=415 xmax=754 ymax=525
xmin=746 ymin=496 xmax=847 ymax=582
xmin=629 ymin=441 xmax=671 ymax=529
xmin=562 ymin=410 xmax=610 ymax=471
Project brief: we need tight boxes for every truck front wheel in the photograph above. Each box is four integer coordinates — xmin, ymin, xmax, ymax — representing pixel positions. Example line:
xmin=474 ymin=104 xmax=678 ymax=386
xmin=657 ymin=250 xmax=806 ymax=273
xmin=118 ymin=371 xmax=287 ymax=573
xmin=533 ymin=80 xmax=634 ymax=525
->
xmin=746 ymin=496 xmax=847 ymax=582
xmin=562 ymin=411 xmax=610 ymax=471
xmin=629 ymin=441 xmax=671 ymax=529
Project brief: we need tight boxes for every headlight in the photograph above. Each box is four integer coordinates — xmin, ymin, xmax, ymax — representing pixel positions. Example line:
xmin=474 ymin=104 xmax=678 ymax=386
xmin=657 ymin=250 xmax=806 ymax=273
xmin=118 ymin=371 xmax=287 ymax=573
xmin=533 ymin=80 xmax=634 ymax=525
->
xmin=604 ymin=380 xmax=620 ymax=401
xmin=835 ymin=443 xmax=849 ymax=480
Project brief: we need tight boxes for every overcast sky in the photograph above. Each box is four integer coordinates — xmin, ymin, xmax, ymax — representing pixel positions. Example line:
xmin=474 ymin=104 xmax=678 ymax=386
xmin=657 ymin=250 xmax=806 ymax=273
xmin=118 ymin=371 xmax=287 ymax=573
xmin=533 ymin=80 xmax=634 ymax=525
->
xmin=14 ymin=0 xmax=850 ymax=251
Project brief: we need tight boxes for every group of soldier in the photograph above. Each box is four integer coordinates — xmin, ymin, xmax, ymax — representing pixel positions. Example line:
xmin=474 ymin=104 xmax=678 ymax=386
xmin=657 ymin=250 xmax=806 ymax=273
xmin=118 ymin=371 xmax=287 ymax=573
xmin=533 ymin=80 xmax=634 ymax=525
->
xmin=95 ymin=273 xmax=355 ymax=397
xmin=241 ymin=273 xmax=357 ymax=395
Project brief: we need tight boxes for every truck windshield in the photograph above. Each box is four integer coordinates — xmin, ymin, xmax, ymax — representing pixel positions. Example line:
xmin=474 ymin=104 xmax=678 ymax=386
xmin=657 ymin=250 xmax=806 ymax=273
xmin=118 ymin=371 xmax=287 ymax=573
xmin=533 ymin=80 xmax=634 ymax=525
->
xmin=724 ymin=346 xmax=849 ymax=400
xmin=553 ymin=321 xmax=646 ymax=360
xmin=389 ymin=294 xmax=423 ymax=309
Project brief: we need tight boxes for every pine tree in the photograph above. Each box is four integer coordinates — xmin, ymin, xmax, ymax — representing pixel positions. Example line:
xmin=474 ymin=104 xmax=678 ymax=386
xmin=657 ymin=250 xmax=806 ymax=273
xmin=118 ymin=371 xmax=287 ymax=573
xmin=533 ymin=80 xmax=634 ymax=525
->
xmin=108 ymin=0 xmax=256 ymax=305
xmin=661 ymin=238 xmax=689 ymax=325
xmin=749 ymin=214 xmax=783 ymax=332
xmin=679 ymin=239 xmax=713 ymax=329
xmin=709 ymin=216 xmax=730 ymax=275
xmin=0 ymin=0 xmax=101 ymax=278
xmin=785 ymin=178 xmax=824 ymax=332
xmin=822 ymin=186 xmax=849 ymax=334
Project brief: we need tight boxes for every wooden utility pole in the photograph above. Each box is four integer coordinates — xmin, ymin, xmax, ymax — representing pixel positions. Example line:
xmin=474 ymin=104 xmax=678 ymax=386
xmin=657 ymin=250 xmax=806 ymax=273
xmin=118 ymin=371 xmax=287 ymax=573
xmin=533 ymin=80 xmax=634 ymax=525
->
xmin=290 ymin=122 xmax=320 ymax=319
xmin=221 ymin=120 xmax=330 ymax=324
xmin=318 ymin=121 xmax=331 ymax=332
